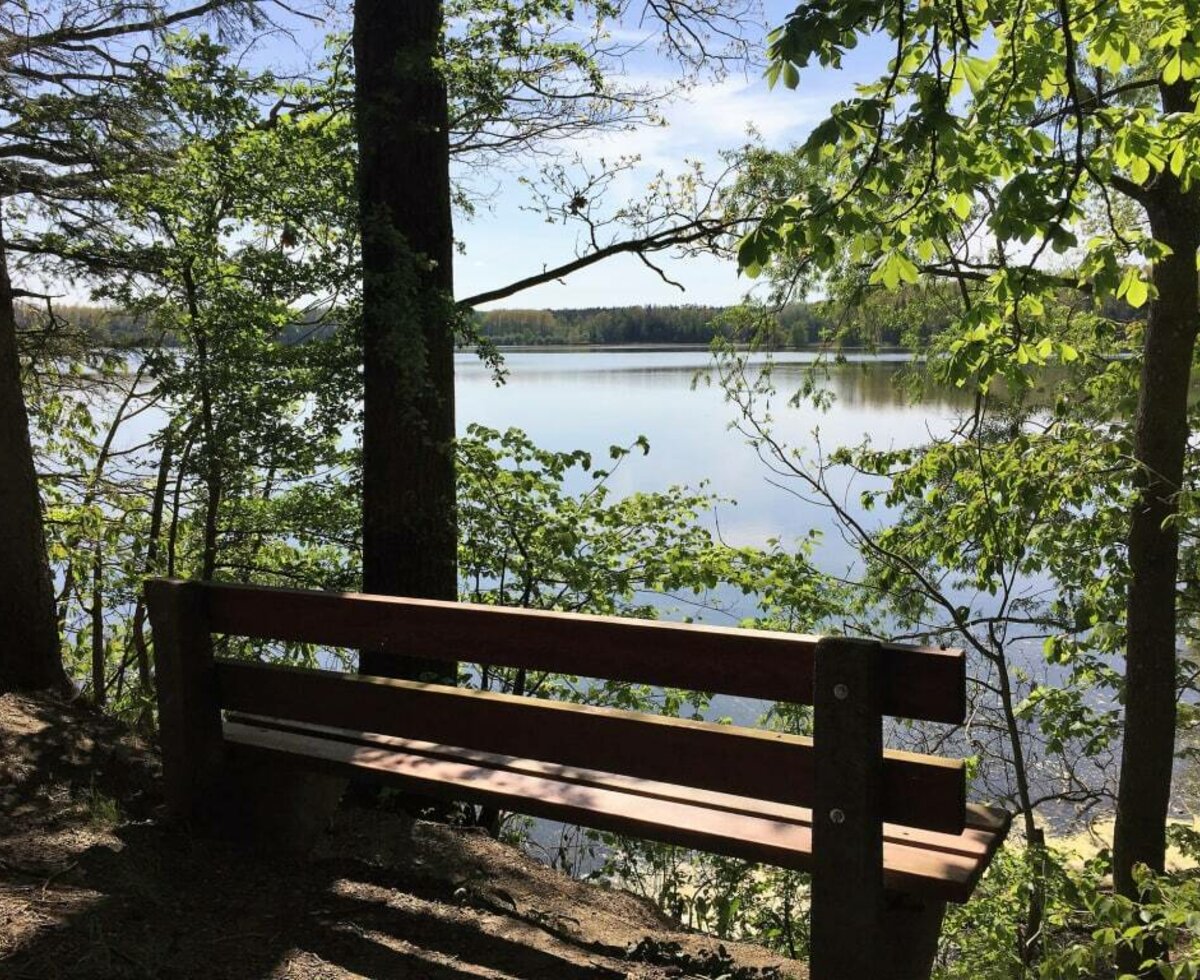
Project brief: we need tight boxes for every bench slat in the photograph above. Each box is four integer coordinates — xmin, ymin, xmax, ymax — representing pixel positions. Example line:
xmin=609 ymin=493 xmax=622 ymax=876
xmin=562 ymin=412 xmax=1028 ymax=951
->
xmin=223 ymin=719 xmax=1009 ymax=903
xmin=216 ymin=659 xmax=966 ymax=834
xmin=226 ymin=713 xmax=1004 ymax=861
xmin=201 ymin=581 xmax=966 ymax=723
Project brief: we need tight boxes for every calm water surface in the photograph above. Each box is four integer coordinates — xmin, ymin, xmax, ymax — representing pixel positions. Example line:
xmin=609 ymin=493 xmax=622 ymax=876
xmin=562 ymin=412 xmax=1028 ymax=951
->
xmin=109 ymin=349 xmax=1109 ymax=826
xmin=103 ymin=346 xmax=977 ymax=621
xmin=457 ymin=350 xmax=1092 ymax=856
xmin=112 ymin=347 xmax=970 ymax=576
xmin=458 ymin=348 xmax=974 ymax=603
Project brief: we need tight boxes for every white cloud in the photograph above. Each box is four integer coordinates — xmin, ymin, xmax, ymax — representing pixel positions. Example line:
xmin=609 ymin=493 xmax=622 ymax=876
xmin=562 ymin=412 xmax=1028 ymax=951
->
xmin=590 ymin=74 xmax=834 ymax=172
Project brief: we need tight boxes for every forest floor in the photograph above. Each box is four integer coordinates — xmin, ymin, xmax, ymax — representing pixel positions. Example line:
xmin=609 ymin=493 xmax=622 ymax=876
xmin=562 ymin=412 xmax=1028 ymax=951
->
xmin=0 ymin=692 xmax=804 ymax=980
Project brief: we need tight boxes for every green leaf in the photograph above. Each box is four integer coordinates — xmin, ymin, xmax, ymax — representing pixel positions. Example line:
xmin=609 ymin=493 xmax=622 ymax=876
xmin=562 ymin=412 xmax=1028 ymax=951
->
xmin=894 ymin=252 xmax=920 ymax=285
xmin=1130 ymin=155 xmax=1151 ymax=185
xmin=1117 ymin=265 xmax=1150 ymax=308
xmin=1164 ymin=51 xmax=1182 ymax=85
xmin=961 ymin=55 xmax=992 ymax=95
xmin=1171 ymin=142 xmax=1187 ymax=177
xmin=802 ymin=117 xmax=841 ymax=159
xmin=1125 ymin=274 xmax=1149 ymax=308
xmin=870 ymin=250 xmax=920 ymax=290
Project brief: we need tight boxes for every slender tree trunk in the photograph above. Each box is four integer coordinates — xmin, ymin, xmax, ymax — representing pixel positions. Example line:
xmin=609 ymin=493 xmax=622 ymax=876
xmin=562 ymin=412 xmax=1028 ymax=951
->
xmin=1113 ymin=139 xmax=1200 ymax=921
xmin=991 ymin=639 xmax=1045 ymax=964
xmin=183 ymin=263 xmax=222 ymax=582
xmin=90 ymin=540 xmax=106 ymax=707
xmin=57 ymin=362 xmax=149 ymax=704
xmin=132 ymin=428 xmax=175 ymax=713
xmin=0 ymin=202 xmax=66 ymax=694
xmin=354 ymin=0 xmax=457 ymax=683
xmin=166 ymin=424 xmax=197 ymax=579
xmin=200 ymin=464 xmax=222 ymax=582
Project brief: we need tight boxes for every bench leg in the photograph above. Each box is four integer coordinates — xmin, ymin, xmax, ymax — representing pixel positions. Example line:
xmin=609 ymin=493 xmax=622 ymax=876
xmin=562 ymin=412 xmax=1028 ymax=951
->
xmin=880 ymin=890 xmax=947 ymax=980
xmin=222 ymin=755 xmax=346 ymax=854
xmin=811 ymin=638 xmax=885 ymax=979
xmin=147 ymin=579 xmax=225 ymax=825
xmin=147 ymin=579 xmax=345 ymax=851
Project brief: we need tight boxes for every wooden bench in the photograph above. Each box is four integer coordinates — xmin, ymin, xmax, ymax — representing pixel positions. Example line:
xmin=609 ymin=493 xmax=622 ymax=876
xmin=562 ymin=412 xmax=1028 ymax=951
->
xmin=146 ymin=578 xmax=1010 ymax=980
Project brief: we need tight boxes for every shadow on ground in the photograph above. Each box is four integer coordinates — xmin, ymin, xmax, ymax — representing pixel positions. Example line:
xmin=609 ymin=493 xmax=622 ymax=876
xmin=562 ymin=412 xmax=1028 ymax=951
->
xmin=0 ymin=693 xmax=802 ymax=979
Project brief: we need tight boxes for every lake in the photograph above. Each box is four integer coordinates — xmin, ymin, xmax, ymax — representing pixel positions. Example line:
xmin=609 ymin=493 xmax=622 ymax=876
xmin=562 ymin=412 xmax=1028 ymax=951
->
xmin=458 ymin=347 xmax=975 ymax=610
xmin=102 ymin=344 xmax=985 ymax=628
xmin=455 ymin=348 xmax=1129 ymax=851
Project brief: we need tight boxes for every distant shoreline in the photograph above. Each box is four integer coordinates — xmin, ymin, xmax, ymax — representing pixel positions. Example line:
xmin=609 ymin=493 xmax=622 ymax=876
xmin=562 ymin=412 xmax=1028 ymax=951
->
xmin=458 ymin=342 xmax=918 ymax=355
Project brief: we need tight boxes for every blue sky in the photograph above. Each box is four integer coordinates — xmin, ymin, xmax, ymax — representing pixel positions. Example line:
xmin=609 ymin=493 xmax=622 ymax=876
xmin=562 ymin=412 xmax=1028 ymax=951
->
xmin=15 ymin=3 xmax=897 ymax=312
xmin=261 ymin=2 xmax=894 ymax=310
xmin=451 ymin=3 xmax=894 ymax=310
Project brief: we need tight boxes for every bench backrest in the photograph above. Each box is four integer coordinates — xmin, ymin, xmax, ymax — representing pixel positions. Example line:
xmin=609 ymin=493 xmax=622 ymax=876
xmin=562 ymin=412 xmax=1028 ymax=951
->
xmin=145 ymin=578 xmax=969 ymax=836
xmin=200 ymin=580 xmax=966 ymax=722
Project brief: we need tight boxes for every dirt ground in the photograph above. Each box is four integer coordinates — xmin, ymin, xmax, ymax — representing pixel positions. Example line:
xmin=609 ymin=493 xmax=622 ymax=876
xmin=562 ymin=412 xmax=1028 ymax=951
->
xmin=0 ymin=692 xmax=804 ymax=979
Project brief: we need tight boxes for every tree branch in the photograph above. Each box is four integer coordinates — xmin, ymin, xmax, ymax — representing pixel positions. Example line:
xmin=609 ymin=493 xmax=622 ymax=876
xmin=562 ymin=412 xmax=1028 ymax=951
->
xmin=459 ymin=217 xmax=741 ymax=307
xmin=2 ymin=0 xmax=245 ymax=55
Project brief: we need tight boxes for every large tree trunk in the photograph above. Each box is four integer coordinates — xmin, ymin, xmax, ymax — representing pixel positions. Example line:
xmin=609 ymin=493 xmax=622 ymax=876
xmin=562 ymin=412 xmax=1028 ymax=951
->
xmin=0 ymin=208 xmax=67 ymax=693
xmin=1112 ymin=147 xmax=1200 ymax=914
xmin=354 ymin=0 xmax=457 ymax=683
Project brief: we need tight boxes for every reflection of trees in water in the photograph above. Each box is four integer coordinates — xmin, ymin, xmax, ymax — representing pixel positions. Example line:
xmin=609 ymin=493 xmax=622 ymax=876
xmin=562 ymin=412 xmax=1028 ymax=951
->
xmin=475 ymin=356 xmax=958 ymax=405
xmin=475 ymin=355 xmax=1063 ymax=414
xmin=779 ymin=362 xmax=963 ymax=410
xmin=772 ymin=362 xmax=1066 ymax=413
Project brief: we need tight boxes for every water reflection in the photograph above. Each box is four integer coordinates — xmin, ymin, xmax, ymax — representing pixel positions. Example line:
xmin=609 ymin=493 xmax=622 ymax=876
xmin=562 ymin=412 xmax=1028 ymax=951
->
xmin=457 ymin=349 xmax=976 ymax=560
xmin=462 ymin=349 xmax=974 ymax=409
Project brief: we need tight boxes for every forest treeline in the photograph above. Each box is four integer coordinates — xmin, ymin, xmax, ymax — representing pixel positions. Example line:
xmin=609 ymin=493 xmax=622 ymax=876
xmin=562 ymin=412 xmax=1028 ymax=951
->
xmin=15 ymin=303 xmax=338 ymax=349
xmin=474 ymin=303 xmax=842 ymax=346
xmin=21 ymin=299 xmax=854 ymax=350
xmin=23 ymin=300 xmax=913 ymax=349
xmin=41 ymin=294 xmax=1138 ymax=351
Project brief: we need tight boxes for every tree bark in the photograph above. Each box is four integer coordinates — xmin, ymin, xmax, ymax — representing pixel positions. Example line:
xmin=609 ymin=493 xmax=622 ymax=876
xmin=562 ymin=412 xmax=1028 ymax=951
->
xmin=0 ymin=202 xmax=67 ymax=693
xmin=354 ymin=0 xmax=457 ymax=683
xmin=1113 ymin=128 xmax=1200 ymax=916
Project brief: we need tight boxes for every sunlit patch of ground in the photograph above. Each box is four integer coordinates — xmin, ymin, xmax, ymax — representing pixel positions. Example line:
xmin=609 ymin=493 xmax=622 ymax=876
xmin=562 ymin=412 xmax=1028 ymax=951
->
xmin=1046 ymin=817 xmax=1199 ymax=872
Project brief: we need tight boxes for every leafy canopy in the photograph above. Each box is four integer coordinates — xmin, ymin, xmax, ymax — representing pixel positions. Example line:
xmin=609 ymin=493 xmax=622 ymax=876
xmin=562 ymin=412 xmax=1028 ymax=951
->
xmin=742 ymin=0 xmax=1199 ymax=389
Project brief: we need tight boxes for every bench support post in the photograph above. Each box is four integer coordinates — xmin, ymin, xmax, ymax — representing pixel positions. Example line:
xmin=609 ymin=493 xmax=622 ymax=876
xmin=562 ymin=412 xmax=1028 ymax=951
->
xmin=146 ymin=578 xmax=224 ymax=823
xmin=882 ymin=890 xmax=947 ymax=980
xmin=811 ymin=636 xmax=884 ymax=980
xmin=148 ymin=578 xmax=346 ymax=848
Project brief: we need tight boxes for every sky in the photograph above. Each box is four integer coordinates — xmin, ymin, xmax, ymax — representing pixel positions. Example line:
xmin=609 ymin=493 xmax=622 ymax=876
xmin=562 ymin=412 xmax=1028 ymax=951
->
xmin=449 ymin=3 xmax=894 ymax=310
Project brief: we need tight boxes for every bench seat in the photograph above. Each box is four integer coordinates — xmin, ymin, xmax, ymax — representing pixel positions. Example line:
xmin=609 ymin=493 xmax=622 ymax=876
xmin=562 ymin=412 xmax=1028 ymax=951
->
xmin=224 ymin=714 xmax=1011 ymax=903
